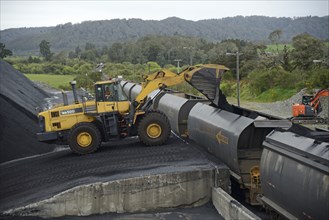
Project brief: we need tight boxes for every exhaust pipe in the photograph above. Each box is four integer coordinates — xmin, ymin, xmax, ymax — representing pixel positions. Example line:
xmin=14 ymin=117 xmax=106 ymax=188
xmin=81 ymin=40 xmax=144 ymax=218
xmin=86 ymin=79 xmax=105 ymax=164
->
xmin=61 ymin=90 xmax=69 ymax=106
xmin=70 ymin=81 xmax=79 ymax=104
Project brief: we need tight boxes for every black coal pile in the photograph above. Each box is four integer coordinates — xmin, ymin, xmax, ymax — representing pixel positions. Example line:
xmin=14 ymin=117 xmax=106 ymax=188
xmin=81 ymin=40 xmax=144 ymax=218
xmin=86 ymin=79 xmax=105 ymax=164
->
xmin=0 ymin=60 xmax=56 ymax=163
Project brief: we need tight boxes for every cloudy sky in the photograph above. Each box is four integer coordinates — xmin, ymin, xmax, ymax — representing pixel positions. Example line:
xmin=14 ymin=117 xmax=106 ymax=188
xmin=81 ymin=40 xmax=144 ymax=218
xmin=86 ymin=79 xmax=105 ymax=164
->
xmin=1 ymin=0 xmax=328 ymax=30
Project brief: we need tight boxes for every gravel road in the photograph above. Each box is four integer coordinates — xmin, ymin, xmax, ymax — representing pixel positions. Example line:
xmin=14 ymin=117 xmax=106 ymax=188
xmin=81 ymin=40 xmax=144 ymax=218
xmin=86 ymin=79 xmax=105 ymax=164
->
xmin=228 ymin=89 xmax=329 ymax=129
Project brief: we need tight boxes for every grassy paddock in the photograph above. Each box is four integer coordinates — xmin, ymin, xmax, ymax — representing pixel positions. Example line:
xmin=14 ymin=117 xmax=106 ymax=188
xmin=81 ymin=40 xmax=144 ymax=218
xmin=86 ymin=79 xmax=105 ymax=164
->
xmin=25 ymin=74 xmax=76 ymax=89
xmin=265 ymin=44 xmax=293 ymax=52
xmin=222 ymin=80 xmax=297 ymax=102
xmin=255 ymin=88 xmax=296 ymax=102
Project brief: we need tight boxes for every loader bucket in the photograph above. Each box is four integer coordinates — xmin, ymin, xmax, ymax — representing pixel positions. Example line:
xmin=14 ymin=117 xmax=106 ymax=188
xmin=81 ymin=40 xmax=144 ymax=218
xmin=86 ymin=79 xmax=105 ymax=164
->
xmin=184 ymin=64 xmax=229 ymax=109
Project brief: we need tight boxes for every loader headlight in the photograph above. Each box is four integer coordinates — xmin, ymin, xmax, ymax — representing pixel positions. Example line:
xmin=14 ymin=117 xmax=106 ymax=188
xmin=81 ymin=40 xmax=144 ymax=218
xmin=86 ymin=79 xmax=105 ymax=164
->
xmin=38 ymin=116 xmax=45 ymax=132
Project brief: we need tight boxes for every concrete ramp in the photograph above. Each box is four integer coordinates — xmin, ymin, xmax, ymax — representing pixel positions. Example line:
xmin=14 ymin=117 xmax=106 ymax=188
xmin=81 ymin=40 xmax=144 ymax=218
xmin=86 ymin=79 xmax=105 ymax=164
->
xmin=0 ymin=136 xmax=230 ymax=218
xmin=4 ymin=169 xmax=221 ymax=218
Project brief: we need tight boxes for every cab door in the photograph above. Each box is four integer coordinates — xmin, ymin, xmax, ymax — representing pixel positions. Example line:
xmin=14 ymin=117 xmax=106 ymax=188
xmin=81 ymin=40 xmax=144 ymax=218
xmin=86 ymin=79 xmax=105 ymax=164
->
xmin=95 ymin=83 xmax=117 ymax=113
xmin=95 ymin=83 xmax=130 ymax=114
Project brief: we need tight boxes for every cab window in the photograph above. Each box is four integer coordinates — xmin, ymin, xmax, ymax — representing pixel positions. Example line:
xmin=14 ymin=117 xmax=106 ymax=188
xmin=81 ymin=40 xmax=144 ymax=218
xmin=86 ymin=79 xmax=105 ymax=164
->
xmin=96 ymin=85 xmax=104 ymax=102
xmin=104 ymin=84 xmax=115 ymax=101
xmin=115 ymin=83 xmax=128 ymax=101
xmin=95 ymin=83 xmax=128 ymax=102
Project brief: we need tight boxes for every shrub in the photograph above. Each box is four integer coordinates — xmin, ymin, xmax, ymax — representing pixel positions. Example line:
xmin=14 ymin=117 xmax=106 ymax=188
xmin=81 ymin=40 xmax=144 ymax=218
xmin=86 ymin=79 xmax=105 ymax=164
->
xmin=248 ymin=68 xmax=298 ymax=95
xmin=240 ymin=60 xmax=259 ymax=78
xmin=77 ymin=63 xmax=93 ymax=75
xmin=248 ymin=70 xmax=273 ymax=95
xmin=62 ymin=66 xmax=76 ymax=75
xmin=273 ymin=68 xmax=298 ymax=89
xmin=146 ymin=61 xmax=161 ymax=73
xmin=308 ymin=68 xmax=329 ymax=88
xmin=222 ymin=70 xmax=234 ymax=81
xmin=221 ymin=82 xmax=235 ymax=97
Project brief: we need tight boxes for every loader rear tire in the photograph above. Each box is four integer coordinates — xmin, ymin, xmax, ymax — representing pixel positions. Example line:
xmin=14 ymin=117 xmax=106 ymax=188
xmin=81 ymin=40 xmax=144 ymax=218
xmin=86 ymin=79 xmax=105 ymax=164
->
xmin=137 ymin=111 xmax=171 ymax=146
xmin=68 ymin=122 xmax=101 ymax=155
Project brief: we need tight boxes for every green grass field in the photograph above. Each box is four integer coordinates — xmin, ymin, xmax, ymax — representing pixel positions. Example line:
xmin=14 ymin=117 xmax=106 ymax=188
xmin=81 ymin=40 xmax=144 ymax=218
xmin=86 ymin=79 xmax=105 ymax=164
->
xmin=265 ymin=44 xmax=293 ymax=52
xmin=25 ymin=74 xmax=76 ymax=89
xmin=222 ymin=80 xmax=297 ymax=103
xmin=255 ymin=88 xmax=297 ymax=102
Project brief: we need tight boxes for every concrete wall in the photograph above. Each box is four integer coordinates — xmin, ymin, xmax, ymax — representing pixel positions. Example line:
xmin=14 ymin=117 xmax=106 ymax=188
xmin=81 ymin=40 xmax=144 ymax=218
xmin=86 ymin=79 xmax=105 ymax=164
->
xmin=4 ymin=168 xmax=230 ymax=218
xmin=212 ymin=187 xmax=261 ymax=220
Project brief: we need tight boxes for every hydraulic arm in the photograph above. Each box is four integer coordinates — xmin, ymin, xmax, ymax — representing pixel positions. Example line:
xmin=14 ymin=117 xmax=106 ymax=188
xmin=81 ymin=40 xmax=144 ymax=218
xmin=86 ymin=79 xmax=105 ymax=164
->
xmin=291 ymin=89 xmax=329 ymax=124
xmin=134 ymin=64 xmax=229 ymax=110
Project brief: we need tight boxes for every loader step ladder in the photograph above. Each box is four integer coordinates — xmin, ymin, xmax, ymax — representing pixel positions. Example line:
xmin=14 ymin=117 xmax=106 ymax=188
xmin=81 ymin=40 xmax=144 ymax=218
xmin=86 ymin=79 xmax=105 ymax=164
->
xmin=103 ymin=114 xmax=119 ymax=137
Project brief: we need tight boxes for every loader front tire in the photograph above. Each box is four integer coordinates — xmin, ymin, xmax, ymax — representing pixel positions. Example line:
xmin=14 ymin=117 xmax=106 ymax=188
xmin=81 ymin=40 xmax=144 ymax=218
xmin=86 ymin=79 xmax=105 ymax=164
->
xmin=68 ymin=122 xmax=101 ymax=155
xmin=137 ymin=111 xmax=171 ymax=146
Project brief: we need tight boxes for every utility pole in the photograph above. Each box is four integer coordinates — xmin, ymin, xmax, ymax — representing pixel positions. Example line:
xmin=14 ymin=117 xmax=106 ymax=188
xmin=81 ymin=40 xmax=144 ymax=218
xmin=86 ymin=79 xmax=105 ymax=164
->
xmin=174 ymin=59 xmax=182 ymax=72
xmin=313 ymin=59 xmax=329 ymax=129
xmin=183 ymin=47 xmax=194 ymax=66
xmin=226 ymin=51 xmax=243 ymax=107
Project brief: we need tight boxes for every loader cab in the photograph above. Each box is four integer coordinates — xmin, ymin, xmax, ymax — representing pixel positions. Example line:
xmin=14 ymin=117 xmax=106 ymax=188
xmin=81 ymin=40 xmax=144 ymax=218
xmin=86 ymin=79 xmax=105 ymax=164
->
xmin=95 ymin=80 xmax=130 ymax=114
xmin=301 ymin=95 xmax=313 ymax=105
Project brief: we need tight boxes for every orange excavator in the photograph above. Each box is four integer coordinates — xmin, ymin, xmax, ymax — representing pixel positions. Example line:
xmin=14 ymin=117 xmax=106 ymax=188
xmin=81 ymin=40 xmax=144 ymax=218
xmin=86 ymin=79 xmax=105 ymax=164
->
xmin=291 ymin=89 xmax=329 ymax=124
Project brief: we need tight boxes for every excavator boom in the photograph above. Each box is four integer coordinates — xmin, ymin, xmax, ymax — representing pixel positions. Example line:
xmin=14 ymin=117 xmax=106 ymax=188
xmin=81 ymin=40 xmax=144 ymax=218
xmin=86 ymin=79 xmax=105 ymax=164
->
xmin=310 ymin=89 xmax=329 ymax=111
xmin=291 ymin=88 xmax=329 ymax=124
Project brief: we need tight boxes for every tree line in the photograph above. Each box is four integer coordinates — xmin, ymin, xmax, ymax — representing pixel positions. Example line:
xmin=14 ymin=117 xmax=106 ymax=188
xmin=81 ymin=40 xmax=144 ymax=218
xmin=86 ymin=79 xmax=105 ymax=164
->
xmin=2 ymin=30 xmax=328 ymax=100
xmin=1 ymin=16 xmax=328 ymax=55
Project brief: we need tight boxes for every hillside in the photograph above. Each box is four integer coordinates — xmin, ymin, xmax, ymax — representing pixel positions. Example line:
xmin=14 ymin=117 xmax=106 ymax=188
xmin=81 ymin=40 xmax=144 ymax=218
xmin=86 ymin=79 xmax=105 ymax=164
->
xmin=1 ymin=16 xmax=328 ymax=55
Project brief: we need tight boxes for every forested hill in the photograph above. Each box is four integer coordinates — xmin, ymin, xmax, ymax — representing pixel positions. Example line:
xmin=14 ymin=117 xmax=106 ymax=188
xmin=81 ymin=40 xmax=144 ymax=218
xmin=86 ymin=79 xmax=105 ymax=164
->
xmin=1 ymin=16 xmax=328 ymax=55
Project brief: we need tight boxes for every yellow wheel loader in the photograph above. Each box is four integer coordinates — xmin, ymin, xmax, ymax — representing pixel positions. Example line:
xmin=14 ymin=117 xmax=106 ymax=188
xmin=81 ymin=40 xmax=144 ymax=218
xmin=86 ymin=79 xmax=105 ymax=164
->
xmin=37 ymin=64 xmax=229 ymax=154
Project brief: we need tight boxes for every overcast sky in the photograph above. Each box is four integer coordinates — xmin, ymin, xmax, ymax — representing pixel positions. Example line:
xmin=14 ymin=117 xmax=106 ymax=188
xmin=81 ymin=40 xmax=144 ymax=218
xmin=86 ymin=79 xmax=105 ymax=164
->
xmin=1 ymin=0 xmax=328 ymax=30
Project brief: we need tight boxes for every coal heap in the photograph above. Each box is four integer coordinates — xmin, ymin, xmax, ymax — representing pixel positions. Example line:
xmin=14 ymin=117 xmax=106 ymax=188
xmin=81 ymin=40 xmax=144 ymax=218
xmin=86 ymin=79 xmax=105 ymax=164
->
xmin=0 ymin=60 xmax=56 ymax=163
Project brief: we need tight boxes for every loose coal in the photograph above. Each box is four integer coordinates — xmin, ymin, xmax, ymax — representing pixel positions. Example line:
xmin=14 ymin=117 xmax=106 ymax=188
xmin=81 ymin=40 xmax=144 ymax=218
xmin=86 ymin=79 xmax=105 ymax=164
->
xmin=0 ymin=60 xmax=56 ymax=163
xmin=0 ymin=60 xmax=49 ymax=114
